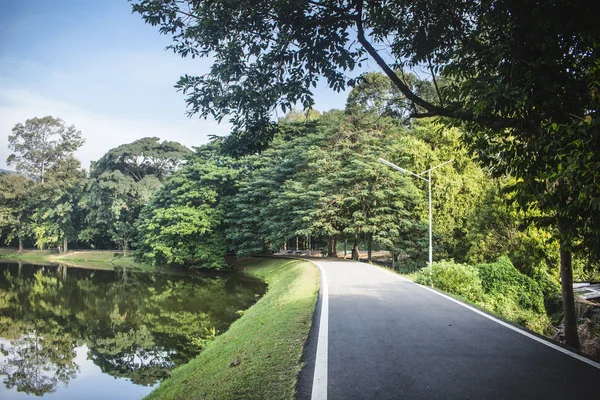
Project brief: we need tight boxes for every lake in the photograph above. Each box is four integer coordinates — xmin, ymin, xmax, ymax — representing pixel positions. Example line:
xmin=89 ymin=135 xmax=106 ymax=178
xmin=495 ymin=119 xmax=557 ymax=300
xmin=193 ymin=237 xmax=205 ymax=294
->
xmin=0 ymin=261 xmax=267 ymax=399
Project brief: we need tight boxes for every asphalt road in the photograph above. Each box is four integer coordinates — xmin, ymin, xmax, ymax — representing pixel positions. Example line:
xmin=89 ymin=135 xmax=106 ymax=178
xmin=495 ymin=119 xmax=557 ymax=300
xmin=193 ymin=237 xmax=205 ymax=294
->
xmin=296 ymin=259 xmax=600 ymax=400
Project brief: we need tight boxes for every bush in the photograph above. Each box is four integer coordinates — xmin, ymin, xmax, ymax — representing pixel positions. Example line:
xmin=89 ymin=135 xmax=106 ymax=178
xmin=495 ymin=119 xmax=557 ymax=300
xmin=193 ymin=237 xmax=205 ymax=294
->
xmin=415 ymin=260 xmax=485 ymax=303
xmin=475 ymin=256 xmax=545 ymax=314
xmin=415 ymin=257 xmax=553 ymax=335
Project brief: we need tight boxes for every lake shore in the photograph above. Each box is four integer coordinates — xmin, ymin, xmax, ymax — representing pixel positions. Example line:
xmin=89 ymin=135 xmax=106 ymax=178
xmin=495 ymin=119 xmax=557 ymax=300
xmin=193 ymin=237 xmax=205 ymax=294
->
xmin=0 ymin=248 xmax=155 ymax=271
xmin=145 ymin=257 xmax=319 ymax=400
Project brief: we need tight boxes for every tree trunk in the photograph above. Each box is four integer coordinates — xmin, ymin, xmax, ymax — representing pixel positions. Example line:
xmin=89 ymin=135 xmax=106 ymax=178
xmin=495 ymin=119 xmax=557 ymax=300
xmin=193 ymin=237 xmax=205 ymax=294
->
xmin=352 ymin=239 xmax=359 ymax=261
xmin=392 ymin=252 xmax=395 ymax=270
xmin=367 ymin=233 xmax=372 ymax=262
xmin=558 ymin=223 xmax=580 ymax=350
xmin=123 ymin=240 xmax=128 ymax=257
xmin=18 ymin=238 xmax=23 ymax=253
xmin=344 ymin=240 xmax=347 ymax=259
xmin=284 ymin=239 xmax=287 ymax=251
xmin=63 ymin=238 xmax=68 ymax=253
xmin=327 ymin=236 xmax=337 ymax=257
xmin=296 ymin=236 xmax=299 ymax=251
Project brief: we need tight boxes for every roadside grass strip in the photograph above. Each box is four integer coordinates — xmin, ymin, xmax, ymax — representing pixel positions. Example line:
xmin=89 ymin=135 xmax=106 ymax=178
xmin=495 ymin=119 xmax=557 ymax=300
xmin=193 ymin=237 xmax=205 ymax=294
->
xmin=145 ymin=258 xmax=319 ymax=400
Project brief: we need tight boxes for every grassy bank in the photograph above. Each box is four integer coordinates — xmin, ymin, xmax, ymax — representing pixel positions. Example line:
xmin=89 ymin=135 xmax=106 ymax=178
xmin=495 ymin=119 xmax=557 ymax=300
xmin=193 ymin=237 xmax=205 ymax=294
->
xmin=0 ymin=248 xmax=154 ymax=270
xmin=145 ymin=257 xmax=319 ymax=400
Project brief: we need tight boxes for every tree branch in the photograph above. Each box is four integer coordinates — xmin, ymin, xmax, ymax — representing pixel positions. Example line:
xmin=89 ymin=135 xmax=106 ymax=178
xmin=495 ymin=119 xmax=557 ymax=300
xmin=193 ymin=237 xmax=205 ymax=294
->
xmin=306 ymin=0 xmax=354 ymax=15
xmin=427 ymin=55 xmax=444 ymax=109
xmin=353 ymin=1 xmax=517 ymax=130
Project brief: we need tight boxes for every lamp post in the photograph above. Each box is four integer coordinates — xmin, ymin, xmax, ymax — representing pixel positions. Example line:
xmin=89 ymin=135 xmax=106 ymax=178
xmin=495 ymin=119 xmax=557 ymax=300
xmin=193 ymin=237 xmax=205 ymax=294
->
xmin=378 ymin=158 xmax=453 ymax=267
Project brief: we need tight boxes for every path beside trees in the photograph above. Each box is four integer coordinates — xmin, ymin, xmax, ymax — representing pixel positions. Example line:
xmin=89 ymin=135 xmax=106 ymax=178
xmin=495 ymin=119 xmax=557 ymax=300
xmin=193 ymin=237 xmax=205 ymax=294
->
xmin=298 ymin=260 xmax=599 ymax=400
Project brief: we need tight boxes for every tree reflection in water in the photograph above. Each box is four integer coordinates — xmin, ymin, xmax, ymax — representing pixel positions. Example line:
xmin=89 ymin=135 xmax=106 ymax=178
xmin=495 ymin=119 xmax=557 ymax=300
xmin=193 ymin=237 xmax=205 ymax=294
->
xmin=0 ymin=262 xmax=266 ymax=396
xmin=0 ymin=327 xmax=79 ymax=396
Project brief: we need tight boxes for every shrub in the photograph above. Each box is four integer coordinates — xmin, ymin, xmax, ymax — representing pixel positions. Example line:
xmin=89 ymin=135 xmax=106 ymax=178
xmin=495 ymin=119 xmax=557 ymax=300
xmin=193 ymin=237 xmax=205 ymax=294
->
xmin=415 ymin=260 xmax=485 ymax=303
xmin=475 ymin=256 xmax=545 ymax=314
xmin=415 ymin=257 xmax=553 ymax=335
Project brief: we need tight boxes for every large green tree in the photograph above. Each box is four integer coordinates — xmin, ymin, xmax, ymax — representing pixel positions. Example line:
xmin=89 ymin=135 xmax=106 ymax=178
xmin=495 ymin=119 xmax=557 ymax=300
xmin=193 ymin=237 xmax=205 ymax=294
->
xmin=136 ymin=145 xmax=239 ymax=268
xmin=92 ymin=137 xmax=192 ymax=182
xmin=7 ymin=116 xmax=85 ymax=184
xmin=29 ymin=157 xmax=86 ymax=252
xmin=0 ymin=174 xmax=34 ymax=251
xmin=80 ymin=171 xmax=162 ymax=254
xmin=81 ymin=138 xmax=190 ymax=253
xmin=132 ymin=0 xmax=599 ymax=349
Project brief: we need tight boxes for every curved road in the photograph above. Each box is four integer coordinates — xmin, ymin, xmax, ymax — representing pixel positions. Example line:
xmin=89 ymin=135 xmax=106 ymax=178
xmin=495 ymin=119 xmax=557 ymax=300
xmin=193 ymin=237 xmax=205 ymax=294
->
xmin=297 ymin=259 xmax=600 ymax=400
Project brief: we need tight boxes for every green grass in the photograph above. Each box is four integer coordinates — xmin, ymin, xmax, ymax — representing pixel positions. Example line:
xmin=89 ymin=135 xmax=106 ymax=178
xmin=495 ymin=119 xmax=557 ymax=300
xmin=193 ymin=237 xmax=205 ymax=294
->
xmin=53 ymin=250 xmax=154 ymax=270
xmin=0 ymin=248 xmax=55 ymax=262
xmin=145 ymin=257 xmax=319 ymax=400
xmin=0 ymin=249 xmax=154 ymax=271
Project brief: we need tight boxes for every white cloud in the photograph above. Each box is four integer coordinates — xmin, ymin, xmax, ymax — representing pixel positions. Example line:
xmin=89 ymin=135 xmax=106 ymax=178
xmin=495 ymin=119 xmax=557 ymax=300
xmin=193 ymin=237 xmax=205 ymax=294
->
xmin=0 ymin=87 xmax=230 ymax=171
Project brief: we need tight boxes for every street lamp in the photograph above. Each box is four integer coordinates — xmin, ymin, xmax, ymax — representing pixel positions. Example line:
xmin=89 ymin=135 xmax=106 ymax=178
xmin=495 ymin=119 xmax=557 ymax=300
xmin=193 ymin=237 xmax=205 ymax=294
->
xmin=378 ymin=158 xmax=453 ymax=267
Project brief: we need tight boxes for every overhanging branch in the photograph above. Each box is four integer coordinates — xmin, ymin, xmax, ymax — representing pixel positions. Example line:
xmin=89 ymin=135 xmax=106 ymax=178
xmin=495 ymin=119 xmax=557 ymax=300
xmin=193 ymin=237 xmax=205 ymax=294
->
xmin=353 ymin=2 xmax=517 ymax=130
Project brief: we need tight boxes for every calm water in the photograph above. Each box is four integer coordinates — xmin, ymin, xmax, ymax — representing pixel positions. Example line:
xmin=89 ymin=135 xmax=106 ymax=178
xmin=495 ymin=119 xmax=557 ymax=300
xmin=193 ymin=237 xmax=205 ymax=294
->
xmin=0 ymin=262 xmax=267 ymax=399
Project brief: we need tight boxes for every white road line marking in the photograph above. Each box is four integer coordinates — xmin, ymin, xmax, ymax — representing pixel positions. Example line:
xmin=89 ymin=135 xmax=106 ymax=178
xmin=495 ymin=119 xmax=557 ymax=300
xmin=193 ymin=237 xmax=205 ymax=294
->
xmin=310 ymin=261 xmax=328 ymax=400
xmin=371 ymin=263 xmax=600 ymax=370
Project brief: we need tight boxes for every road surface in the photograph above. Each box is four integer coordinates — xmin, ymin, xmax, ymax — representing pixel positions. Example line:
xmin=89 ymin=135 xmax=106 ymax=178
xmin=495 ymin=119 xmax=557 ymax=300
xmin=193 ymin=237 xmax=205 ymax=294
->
xmin=296 ymin=259 xmax=600 ymax=400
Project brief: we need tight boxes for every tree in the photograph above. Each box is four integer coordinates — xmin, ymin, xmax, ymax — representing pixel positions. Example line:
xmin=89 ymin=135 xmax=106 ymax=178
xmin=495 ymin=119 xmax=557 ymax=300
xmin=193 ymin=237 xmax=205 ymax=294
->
xmin=0 ymin=174 xmax=34 ymax=251
xmin=80 ymin=138 xmax=190 ymax=253
xmin=92 ymin=137 xmax=192 ymax=182
xmin=132 ymin=0 xmax=599 ymax=349
xmin=28 ymin=156 xmax=86 ymax=252
xmin=80 ymin=171 xmax=161 ymax=255
xmin=227 ymin=111 xmax=427 ymax=262
xmin=7 ymin=116 xmax=85 ymax=184
xmin=136 ymin=145 xmax=239 ymax=268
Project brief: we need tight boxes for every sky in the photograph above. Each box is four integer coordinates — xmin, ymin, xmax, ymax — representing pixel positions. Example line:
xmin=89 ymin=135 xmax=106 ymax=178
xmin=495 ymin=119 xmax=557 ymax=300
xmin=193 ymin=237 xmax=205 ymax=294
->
xmin=0 ymin=0 xmax=363 ymax=171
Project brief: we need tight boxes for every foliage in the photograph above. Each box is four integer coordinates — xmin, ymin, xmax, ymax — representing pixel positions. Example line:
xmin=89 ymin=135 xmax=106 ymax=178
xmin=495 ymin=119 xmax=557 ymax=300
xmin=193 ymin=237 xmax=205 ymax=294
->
xmin=415 ymin=258 xmax=552 ymax=334
xmin=2 ymin=117 xmax=86 ymax=252
xmin=0 ymin=174 xmax=34 ymax=247
xmin=136 ymin=146 xmax=239 ymax=268
xmin=345 ymin=71 xmax=438 ymax=119
xmin=80 ymin=138 xmax=190 ymax=253
xmin=80 ymin=170 xmax=162 ymax=253
xmin=475 ymin=256 xmax=545 ymax=314
xmin=92 ymin=137 xmax=192 ymax=182
xmin=226 ymin=111 xmax=428 ymax=262
xmin=29 ymin=156 xmax=86 ymax=251
xmin=7 ymin=116 xmax=85 ymax=184
xmin=403 ymin=119 xmax=490 ymax=261
xmin=145 ymin=258 xmax=318 ymax=400
xmin=415 ymin=260 xmax=485 ymax=303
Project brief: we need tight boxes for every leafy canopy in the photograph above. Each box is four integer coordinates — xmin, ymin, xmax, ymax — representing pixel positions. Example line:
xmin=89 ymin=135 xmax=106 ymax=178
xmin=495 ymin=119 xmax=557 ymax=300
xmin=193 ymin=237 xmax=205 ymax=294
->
xmin=7 ymin=116 xmax=84 ymax=184
xmin=92 ymin=137 xmax=192 ymax=182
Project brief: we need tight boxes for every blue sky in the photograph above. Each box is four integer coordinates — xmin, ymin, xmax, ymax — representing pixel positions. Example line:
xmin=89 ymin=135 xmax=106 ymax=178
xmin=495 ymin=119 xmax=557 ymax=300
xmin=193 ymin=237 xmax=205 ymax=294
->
xmin=0 ymin=0 xmax=362 ymax=170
